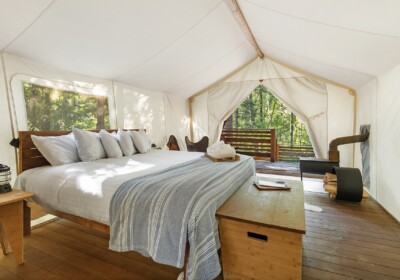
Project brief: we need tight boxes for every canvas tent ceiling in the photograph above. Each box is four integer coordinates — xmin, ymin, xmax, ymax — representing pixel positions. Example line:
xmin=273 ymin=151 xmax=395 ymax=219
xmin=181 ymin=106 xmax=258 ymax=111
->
xmin=2 ymin=0 xmax=400 ymax=98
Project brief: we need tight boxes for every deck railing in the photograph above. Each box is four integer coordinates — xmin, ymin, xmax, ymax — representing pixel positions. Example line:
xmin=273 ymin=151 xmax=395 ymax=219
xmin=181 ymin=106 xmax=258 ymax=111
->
xmin=277 ymin=145 xmax=315 ymax=161
xmin=221 ymin=129 xmax=277 ymax=162
xmin=221 ymin=128 xmax=315 ymax=162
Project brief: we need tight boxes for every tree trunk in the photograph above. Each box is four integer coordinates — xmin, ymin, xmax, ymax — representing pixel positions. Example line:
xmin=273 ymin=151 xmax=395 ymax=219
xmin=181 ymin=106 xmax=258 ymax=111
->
xmin=44 ymin=89 xmax=51 ymax=130
xmin=96 ymin=96 xmax=106 ymax=129
xmin=268 ymin=101 xmax=276 ymax=127
xmin=235 ymin=109 xmax=239 ymax=129
xmin=224 ymin=115 xmax=233 ymax=129
xmin=290 ymin=112 xmax=295 ymax=147
xmin=249 ymin=94 xmax=255 ymax=128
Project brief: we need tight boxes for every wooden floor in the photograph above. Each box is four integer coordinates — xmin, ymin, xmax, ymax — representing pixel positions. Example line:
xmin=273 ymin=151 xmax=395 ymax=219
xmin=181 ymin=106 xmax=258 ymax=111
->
xmin=1 ymin=190 xmax=400 ymax=279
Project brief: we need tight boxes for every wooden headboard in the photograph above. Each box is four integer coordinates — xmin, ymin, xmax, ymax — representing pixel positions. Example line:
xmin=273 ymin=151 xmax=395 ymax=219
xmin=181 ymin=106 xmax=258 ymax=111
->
xmin=18 ymin=129 xmax=140 ymax=174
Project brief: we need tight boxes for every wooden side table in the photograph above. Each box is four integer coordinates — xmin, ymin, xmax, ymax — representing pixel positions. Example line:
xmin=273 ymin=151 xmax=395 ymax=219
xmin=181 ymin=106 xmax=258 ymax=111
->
xmin=0 ymin=190 xmax=33 ymax=264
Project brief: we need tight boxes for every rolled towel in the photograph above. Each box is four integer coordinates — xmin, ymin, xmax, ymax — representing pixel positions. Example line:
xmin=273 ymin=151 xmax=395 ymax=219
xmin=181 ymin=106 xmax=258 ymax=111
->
xmin=209 ymin=141 xmax=225 ymax=149
xmin=207 ymin=143 xmax=236 ymax=159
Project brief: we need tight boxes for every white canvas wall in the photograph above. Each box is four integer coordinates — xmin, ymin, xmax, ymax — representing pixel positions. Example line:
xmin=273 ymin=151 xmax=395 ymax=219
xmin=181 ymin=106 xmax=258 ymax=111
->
xmin=191 ymin=93 xmax=208 ymax=142
xmin=355 ymin=64 xmax=400 ymax=221
xmin=0 ymin=53 xmax=190 ymax=179
xmin=354 ymin=80 xmax=377 ymax=198
xmin=114 ymin=83 xmax=189 ymax=149
xmin=114 ymin=82 xmax=167 ymax=147
xmin=327 ymin=85 xmax=355 ymax=167
xmin=164 ymin=94 xmax=190 ymax=151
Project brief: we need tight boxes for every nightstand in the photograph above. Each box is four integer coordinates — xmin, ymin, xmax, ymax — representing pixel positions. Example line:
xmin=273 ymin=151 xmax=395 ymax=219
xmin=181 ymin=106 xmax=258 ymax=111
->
xmin=0 ymin=190 xmax=33 ymax=264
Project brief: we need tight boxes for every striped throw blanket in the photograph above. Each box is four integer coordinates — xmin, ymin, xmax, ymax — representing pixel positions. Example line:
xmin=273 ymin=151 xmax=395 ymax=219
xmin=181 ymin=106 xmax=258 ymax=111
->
xmin=109 ymin=155 xmax=255 ymax=280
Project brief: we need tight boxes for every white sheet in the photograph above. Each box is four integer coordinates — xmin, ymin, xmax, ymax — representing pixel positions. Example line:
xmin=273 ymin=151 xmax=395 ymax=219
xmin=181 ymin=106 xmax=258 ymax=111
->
xmin=15 ymin=150 xmax=203 ymax=225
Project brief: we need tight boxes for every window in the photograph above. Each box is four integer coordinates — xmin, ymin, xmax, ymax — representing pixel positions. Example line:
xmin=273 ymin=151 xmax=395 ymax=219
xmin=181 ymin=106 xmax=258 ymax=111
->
xmin=23 ymin=82 xmax=110 ymax=131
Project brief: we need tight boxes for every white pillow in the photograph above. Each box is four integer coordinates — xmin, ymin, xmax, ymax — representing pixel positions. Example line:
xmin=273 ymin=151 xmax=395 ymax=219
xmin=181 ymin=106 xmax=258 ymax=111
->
xmin=72 ymin=128 xmax=107 ymax=161
xmin=130 ymin=131 xmax=151 ymax=153
xmin=31 ymin=133 xmax=80 ymax=166
xmin=116 ymin=129 xmax=136 ymax=156
xmin=99 ymin=130 xmax=123 ymax=158
xmin=139 ymin=129 xmax=152 ymax=147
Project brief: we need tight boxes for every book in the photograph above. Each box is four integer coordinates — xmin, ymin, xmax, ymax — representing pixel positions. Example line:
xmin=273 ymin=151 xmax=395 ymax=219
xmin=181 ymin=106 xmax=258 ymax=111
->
xmin=253 ymin=180 xmax=291 ymax=191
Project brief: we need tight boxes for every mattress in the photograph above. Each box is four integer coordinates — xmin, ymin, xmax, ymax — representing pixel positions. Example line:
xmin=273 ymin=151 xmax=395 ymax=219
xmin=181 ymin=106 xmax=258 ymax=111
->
xmin=15 ymin=150 xmax=203 ymax=225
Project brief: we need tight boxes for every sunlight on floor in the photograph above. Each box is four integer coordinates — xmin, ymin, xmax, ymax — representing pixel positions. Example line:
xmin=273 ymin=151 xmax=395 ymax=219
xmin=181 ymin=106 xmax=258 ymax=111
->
xmin=256 ymin=173 xmax=327 ymax=194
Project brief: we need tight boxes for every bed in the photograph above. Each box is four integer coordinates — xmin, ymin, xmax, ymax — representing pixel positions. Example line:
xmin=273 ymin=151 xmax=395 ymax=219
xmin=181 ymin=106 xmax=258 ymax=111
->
xmin=14 ymin=130 xmax=256 ymax=280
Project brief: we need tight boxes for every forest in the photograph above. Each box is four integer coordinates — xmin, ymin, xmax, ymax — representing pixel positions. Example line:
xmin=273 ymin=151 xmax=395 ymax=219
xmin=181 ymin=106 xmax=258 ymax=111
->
xmin=224 ymin=85 xmax=312 ymax=147
xmin=23 ymin=82 xmax=110 ymax=131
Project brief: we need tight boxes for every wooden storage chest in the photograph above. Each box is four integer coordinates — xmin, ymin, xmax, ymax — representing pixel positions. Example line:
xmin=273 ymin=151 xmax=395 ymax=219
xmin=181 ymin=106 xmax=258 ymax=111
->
xmin=217 ymin=177 xmax=306 ymax=279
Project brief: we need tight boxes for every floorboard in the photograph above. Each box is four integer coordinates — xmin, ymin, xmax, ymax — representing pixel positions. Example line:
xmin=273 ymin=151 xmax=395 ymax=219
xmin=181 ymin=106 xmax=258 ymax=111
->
xmin=1 ymin=178 xmax=400 ymax=279
xmin=303 ymin=187 xmax=400 ymax=280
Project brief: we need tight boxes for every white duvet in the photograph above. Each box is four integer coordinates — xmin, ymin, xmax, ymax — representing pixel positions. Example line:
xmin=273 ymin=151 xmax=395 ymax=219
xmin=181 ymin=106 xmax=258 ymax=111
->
xmin=15 ymin=150 xmax=203 ymax=225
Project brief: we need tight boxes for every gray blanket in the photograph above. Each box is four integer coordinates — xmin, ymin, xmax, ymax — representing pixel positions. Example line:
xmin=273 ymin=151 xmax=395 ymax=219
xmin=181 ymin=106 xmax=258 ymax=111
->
xmin=109 ymin=155 xmax=255 ymax=280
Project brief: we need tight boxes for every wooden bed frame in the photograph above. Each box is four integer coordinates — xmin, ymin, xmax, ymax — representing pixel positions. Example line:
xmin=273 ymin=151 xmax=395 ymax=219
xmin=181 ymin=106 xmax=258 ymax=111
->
xmin=18 ymin=129 xmax=190 ymax=277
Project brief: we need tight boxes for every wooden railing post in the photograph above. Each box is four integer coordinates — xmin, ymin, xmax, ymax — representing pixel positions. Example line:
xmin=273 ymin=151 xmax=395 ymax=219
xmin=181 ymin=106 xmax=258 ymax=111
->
xmin=276 ymin=143 xmax=280 ymax=161
xmin=270 ymin=129 xmax=276 ymax=162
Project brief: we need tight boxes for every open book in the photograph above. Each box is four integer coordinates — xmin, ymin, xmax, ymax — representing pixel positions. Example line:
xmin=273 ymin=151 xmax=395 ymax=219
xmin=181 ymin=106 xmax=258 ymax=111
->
xmin=253 ymin=180 xmax=291 ymax=191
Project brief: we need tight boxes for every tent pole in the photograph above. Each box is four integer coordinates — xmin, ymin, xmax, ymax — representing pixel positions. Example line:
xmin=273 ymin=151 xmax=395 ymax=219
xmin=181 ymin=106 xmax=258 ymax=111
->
xmin=225 ymin=0 xmax=264 ymax=58
xmin=1 ymin=52 xmax=19 ymax=172
xmin=189 ymin=97 xmax=194 ymax=141
xmin=351 ymin=89 xmax=358 ymax=166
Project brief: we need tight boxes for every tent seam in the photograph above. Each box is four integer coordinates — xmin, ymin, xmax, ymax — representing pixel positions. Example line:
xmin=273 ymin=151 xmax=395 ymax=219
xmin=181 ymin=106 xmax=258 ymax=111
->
xmin=112 ymin=80 xmax=118 ymax=129
xmin=257 ymin=38 xmax=375 ymax=78
xmin=243 ymin=0 xmax=400 ymax=40
xmin=165 ymin=40 xmax=249 ymax=93
xmin=1 ymin=0 xmax=56 ymax=52
xmin=116 ymin=0 xmax=224 ymax=80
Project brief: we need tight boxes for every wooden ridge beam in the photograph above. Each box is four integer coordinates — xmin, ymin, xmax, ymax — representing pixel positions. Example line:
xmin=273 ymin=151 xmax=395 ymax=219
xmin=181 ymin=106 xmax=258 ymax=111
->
xmin=225 ymin=0 xmax=264 ymax=58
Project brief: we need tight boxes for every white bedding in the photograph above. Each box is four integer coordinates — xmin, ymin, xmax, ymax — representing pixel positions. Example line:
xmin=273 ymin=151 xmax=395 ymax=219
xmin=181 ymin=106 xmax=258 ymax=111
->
xmin=15 ymin=150 xmax=203 ymax=225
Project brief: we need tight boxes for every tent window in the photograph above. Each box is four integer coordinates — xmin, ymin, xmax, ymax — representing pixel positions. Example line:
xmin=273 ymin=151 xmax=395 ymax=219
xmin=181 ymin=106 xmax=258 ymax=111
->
xmin=23 ymin=82 xmax=110 ymax=131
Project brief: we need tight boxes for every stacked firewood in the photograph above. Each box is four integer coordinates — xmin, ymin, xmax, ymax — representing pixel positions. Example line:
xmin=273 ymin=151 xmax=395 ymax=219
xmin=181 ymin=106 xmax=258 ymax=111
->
xmin=323 ymin=172 xmax=368 ymax=200
xmin=323 ymin=173 xmax=338 ymax=199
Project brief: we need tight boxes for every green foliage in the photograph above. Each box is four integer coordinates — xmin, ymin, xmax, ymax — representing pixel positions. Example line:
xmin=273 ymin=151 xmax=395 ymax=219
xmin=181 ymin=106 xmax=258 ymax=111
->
xmin=23 ymin=82 xmax=110 ymax=131
xmin=227 ymin=85 xmax=311 ymax=147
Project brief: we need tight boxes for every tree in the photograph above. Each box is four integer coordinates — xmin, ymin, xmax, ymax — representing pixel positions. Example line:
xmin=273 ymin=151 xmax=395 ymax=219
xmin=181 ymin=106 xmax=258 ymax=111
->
xmin=23 ymin=82 xmax=110 ymax=131
xmin=230 ymin=85 xmax=312 ymax=147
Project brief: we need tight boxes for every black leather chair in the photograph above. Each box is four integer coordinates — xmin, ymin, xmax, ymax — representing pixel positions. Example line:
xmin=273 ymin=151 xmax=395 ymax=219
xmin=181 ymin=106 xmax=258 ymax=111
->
xmin=185 ymin=136 xmax=209 ymax=153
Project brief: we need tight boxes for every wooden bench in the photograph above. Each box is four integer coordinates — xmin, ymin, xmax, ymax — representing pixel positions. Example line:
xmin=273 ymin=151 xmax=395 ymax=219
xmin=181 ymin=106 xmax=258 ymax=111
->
xmin=217 ymin=177 xmax=305 ymax=279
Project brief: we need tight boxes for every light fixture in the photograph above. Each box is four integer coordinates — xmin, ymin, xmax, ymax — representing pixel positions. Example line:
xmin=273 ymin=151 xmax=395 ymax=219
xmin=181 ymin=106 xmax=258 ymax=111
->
xmin=0 ymin=164 xmax=12 ymax=193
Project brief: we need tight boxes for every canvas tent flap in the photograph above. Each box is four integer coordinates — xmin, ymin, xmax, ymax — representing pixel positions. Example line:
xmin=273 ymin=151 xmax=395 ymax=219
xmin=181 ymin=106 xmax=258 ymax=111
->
xmin=164 ymin=94 xmax=190 ymax=151
xmin=207 ymin=80 xmax=259 ymax=144
xmin=192 ymin=57 xmax=355 ymax=165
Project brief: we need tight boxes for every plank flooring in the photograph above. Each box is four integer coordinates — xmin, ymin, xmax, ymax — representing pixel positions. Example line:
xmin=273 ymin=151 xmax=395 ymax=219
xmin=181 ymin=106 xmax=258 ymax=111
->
xmin=302 ymin=191 xmax=400 ymax=280
xmin=1 ymin=186 xmax=400 ymax=279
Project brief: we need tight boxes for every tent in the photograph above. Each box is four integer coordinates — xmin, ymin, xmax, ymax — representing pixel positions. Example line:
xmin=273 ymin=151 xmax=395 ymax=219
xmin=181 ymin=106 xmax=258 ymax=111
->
xmin=1 ymin=0 xmax=399 ymax=220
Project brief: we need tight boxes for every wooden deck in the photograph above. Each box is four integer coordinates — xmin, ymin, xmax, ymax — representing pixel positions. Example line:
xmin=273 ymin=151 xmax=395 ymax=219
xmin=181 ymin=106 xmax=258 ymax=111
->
xmin=1 ymin=188 xmax=400 ymax=279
